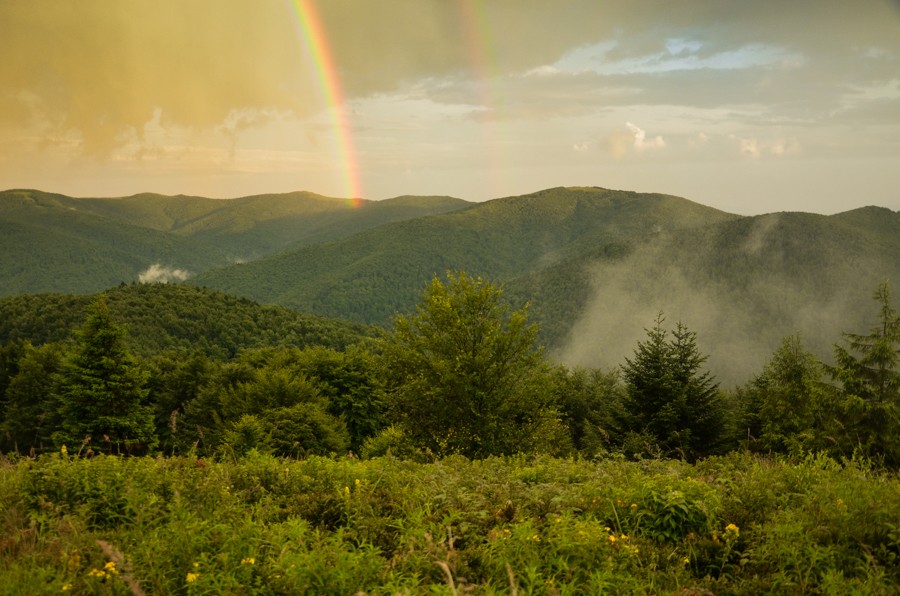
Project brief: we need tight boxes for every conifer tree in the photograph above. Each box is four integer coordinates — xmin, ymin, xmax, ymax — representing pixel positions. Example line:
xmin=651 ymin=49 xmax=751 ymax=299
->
xmin=620 ymin=313 xmax=723 ymax=459
xmin=827 ymin=281 xmax=900 ymax=465
xmin=55 ymin=297 xmax=157 ymax=454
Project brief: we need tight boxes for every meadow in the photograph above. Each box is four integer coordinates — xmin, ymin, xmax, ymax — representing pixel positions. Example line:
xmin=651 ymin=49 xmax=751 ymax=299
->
xmin=2 ymin=450 xmax=898 ymax=594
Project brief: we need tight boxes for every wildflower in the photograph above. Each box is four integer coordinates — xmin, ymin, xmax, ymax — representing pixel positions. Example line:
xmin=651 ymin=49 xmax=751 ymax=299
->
xmin=630 ymin=503 xmax=638 ymax=510
xmin=186 ymin=572 xmax=200 ymax=583
xmin=532 ymin=534 xmax=541 ymax=542
xmin=60 ymin=444 xmax=68 ymax=457
xmin=620 ymin=534 xmax=628 ymax=541
xmin=87 ymin=568 xmax=106 ymax=578
xmin=503 ymin=528 xmax=511 ymax=535
xmin=836 ymin=498 xmax=845 ymax=507
xmin=683 ymin=557 xmax=690 ymax=565
xmin=241 ymin=557 xmax=255 ymax=565
xmin=192 ymin=562 xmax=200 ymax=568
xmin=344 ymin=486 xmax=350 ymax=495
xmin=104 ymin=561 xmax=118 ymax=575
xmin=608 ymin=535 xmax=617 ymax=543
xmin=355 ymin=478 xmax=360 ymax=487
xmin=725 ymin=523 xmax=740 ymax=537
xmin=61 ymin=584 xmax=72 ymax=592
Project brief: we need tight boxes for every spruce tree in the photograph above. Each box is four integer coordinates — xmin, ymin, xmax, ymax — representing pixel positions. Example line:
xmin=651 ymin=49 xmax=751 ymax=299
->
xmin=55 ymin=297 xmax=157 ymax=454
xmin=620 ymin=313 xmax=723 ymax=460
xmin=828 ymin=281 xmax=900 ymax=465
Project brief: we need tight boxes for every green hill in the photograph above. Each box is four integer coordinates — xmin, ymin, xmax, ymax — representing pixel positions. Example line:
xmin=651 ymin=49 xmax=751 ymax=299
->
xmin=190 ymin=187 xmax=900 ymax=383
xmin=551 ymin=206 xmax=900 ymax=383
xmin=0 ymin=283 xmax=373 ymax=358
xmin=0 ymin=189 xmax=471 ymax=295
xmin=191 ymin=187 xmax=738 ymax=323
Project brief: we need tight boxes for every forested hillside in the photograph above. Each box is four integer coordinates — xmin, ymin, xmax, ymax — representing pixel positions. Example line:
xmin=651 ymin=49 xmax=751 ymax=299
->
xmin=0 ymin=188 xmax=470 ymax=295
xmin=191 ymin=187 xmax=737 ymax=324
xmin=0 ymin=283 xmax=373 ymax=358
xmin=7 ymin=185 xmax=899 ymax=385
xmin=189 ymin=187 xmax=900 ymax=383
xmin=2 ymin=271 xmax=899 ymax=593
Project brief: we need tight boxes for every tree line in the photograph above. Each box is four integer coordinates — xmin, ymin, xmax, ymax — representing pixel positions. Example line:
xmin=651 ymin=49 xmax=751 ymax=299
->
xmin=1 ymin=272 xmax=898 ymax=466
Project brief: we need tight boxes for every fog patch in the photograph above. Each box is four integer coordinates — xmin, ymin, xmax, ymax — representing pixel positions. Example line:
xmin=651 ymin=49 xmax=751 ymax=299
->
xmin=138 ymin=263 xmax=191 ymax=284
xmin=554 ymin=233 xmax=883 ymax=387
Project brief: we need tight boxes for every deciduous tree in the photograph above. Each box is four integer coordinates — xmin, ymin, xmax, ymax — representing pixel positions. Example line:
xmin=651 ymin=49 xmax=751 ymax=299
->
xmin=380 ymin=271 xmax=568 ymax=458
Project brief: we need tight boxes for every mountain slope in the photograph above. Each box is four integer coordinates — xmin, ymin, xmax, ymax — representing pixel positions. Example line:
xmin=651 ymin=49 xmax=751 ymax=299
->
xmin=554 ymin=206 xmax=900 ymax=383
xmin=191 ymin=187 xmax=739 ymax=323
xmin=0 ymin=189 xmax=471 ymax=295
xmin=0 ymin=284 xmax=373 ymax=358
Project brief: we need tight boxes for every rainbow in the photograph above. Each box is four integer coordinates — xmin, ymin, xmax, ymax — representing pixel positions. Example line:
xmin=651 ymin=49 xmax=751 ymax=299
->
xmin=286 ymin=0 xmax=364 ymax=206
xmin=455 ymin=0 xmax=506 ymax=199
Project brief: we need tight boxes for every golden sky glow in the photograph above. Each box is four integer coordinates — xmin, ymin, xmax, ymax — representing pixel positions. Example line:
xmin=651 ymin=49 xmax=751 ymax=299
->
xmin=1 ymin=0 xmax=898 ymax=213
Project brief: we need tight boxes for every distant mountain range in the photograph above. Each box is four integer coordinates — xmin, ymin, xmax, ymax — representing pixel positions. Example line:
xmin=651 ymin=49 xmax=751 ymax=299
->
xmin=4 ymin=186 xmax=899 ymax=383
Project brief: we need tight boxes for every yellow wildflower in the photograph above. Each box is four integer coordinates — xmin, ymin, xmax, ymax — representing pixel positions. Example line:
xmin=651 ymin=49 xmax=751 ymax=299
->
xmin=60 ymin=444 xmax=68 ymax=457
xmin=725 ymin=523 xmax=740 ymax=536
xmin=630 ymin=503 xmax=638 ymax=510
xmin=104 ymin=561 xmax=118 ymax=575
xmin=344 ymin=486 xmax=350 ymax=495
xmin=61 ymin=584 xmax=72 ymax=592
xmin=186 ymin=572 xmax=200 ymax=583
xmin=683 ymin=557 xmax=690 ymax=565
xmin=532 ymin=534 xmax=541 ymax=542
xmin=608 ymin=535 xmax=617 ymax=543
xmin=87 ymin=568 xmax=106 ymax=578
xmin=241 ymin=557 xmax=255 ymax=565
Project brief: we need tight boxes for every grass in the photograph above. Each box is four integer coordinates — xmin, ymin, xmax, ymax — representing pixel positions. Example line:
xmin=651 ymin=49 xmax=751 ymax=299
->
xmin=1 ymin=450 xmax=898 ymax=594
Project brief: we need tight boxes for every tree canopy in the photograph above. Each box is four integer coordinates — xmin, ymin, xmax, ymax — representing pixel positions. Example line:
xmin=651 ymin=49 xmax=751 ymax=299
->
xmin=619 ymin=314 xmax=723 ymax=460
xmin=380 ymin=271 xmax=568 ymax=458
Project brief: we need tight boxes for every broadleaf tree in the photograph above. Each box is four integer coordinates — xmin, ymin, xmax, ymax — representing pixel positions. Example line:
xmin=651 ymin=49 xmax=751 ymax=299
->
xmin=380 ymin=271 xmax=569 ymax=458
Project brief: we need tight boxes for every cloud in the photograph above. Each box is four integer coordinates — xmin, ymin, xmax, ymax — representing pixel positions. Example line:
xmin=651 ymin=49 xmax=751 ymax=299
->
xmin=138 ymin=264 xmax=191 ymax=284
xmin=608 ymin=122 xmax=665 ymax=158
xmin=728 ymin=134 xmax=800 ymax=158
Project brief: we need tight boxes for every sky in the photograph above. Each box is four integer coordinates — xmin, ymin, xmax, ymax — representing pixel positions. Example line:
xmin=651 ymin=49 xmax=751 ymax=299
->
xmin=1 ymin=0 xmax=898 ymax=215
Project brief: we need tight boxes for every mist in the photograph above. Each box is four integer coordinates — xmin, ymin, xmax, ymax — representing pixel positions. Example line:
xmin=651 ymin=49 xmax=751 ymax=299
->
xmin=138 ymin=264 xmax=191 ymax=284
xmin=556 ymin=214 xmax=894 ymax=386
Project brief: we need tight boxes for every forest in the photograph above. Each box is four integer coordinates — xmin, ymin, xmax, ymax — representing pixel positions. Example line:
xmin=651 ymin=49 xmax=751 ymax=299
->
xmin=1 ymin=273 xmax=899 ymax=594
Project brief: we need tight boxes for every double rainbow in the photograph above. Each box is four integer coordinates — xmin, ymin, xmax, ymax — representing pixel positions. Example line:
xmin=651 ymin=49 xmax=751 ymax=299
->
xmin=287 ymin=0 xmax=500 ymax=204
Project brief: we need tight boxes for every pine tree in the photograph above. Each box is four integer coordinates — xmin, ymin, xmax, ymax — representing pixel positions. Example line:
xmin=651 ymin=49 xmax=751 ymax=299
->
xmin=827 ymin=281 xmax=900 ymax=465
xmin=55 ymin=297 xmax=157 ymax=454
xmin=620 ymin=313 xmax=723 ymax=460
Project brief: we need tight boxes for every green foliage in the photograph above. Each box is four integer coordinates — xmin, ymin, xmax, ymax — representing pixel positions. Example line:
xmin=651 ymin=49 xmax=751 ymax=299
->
xmin=381 ymin=271 xmax=568 ymax=458
xmin=826 ymin=281 xmax=900 ymax=466
xmin=3 ymin=451 xmax=899 ymax=594
xmin=745 ymin=334 xmax=832 ymax=455
xmin=0 ymin=342 xmax=66 ymax=453
xmin=549 ymin=365 xmax=626 ymax=456
xmin=0 ymin=283 xmax=373 ymax=359
xmin=620 ymin=314 xmax=724 ymax=460
xmin=0 ymin=188 xmax=470 ymax=297
xmin=54 ymin=298 xmax=157 ymax=454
